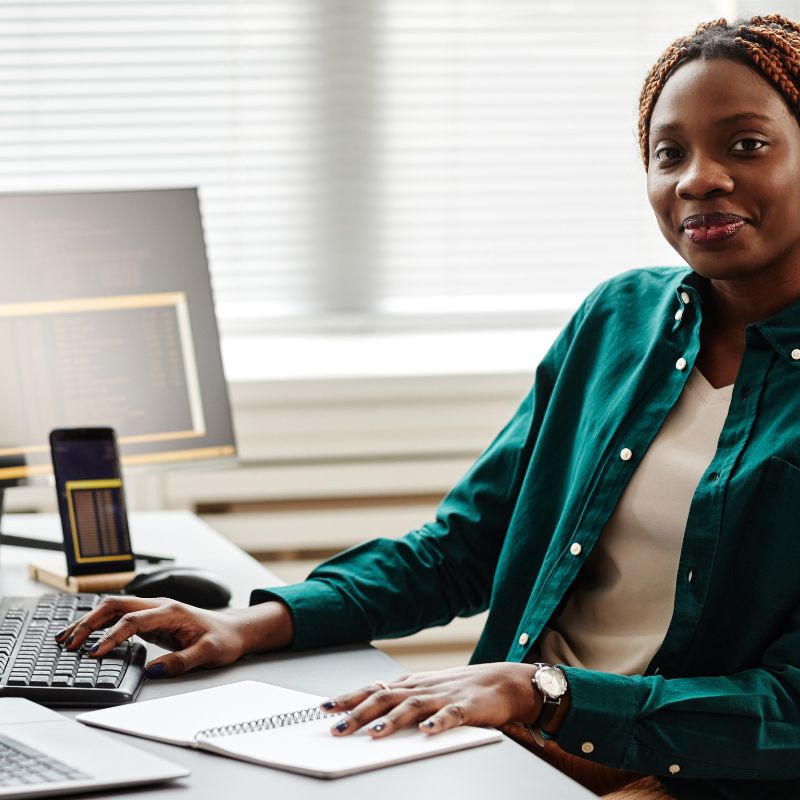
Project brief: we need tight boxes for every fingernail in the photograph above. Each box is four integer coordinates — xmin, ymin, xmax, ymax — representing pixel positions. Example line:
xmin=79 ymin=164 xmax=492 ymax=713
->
xmin=321 ymin=700 xmax=337 ymax=710
xmin=370 ymin=722 xmax=386 ymax=733
xmin=421 ymin=719 xmax=435 ymax=729
xmin=64 ymin=635 xmax=74 ymax=647
xmin=333 ymin=720 xmax=349 ymax=733
xmin=55 ymin=628 xmax=68 ymax=640
xmin=88 ymin=642 xmax=101 ymax=654
xmin=146 ymin=663 xmax=167 ymax=678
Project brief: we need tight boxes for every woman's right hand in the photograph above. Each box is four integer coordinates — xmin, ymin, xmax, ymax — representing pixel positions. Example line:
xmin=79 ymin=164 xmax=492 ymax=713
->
xmin=54 ymin=597 xmax=295 ymax=678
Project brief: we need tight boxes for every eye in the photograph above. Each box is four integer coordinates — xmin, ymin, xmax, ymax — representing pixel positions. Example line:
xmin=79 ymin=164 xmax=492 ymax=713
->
xmin=730 ymin=138 xmax=766 ymax=152
xmin=653 ymin=145 xmax=682 ymax=163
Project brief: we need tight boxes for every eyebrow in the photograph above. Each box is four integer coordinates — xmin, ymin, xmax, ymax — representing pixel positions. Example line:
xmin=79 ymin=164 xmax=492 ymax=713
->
xmin=651 ymin=112 xmax=774 ymax=135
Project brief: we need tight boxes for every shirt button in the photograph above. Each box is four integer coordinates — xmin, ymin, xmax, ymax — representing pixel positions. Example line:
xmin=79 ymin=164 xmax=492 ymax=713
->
xmin=668 ymin=764 xmax=681 ymax=775
xmin=675 ymin=357 xmax=687 ymax=371
xmin=581 ymin=742 xmax=595 ymax=754
xmin=674 ymin=309 xmax=683 ymax=321
xmin=518 ymin=633 xmax=529 ymax=646
xmin=792 ymin=349 xmax=800 ymax=361
xmin=569 ymin=542 xmax=582 ymax=556
xmin=687 ymin=569 xmax=694 ymax=583
xmin=680 ymin=291 xmax=691 ymax=304
xmin=620 ymin=448 xmax=633 ymax=461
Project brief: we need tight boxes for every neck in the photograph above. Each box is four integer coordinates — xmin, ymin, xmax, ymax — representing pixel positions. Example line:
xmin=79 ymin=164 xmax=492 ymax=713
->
xmin=706 ymin=271 xmax=800 ymax=336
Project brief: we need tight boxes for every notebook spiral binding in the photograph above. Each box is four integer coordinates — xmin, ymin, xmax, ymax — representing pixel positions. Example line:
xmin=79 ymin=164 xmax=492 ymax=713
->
xmin=194 ymin=706 xmax=340 ymax=740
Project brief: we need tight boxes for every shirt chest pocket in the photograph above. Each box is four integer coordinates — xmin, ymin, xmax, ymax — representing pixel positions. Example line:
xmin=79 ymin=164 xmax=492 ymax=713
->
xmin=734 ymin=456 xmax=800 ymax=611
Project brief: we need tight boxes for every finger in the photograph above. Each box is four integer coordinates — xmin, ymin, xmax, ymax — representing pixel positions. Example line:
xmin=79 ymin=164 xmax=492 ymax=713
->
xmin=144 ymin=639 xmax=214 ymax=678
xmin=419 ymin=703 xmax=468 ymax=735
xmin=330 ymin=687 xmax=407 ymax=736
xmin=59 ymin=596 xmax=164 ymax=650
xmin=55 ymin=598 xmax=120 ymax=646
xmin=367 ymin=694 xmax=439 ymax=738
xmin=85 ymin=603 xmax=184 ymax=658
xmin=321 ymin=681 xmax=390 ymax=713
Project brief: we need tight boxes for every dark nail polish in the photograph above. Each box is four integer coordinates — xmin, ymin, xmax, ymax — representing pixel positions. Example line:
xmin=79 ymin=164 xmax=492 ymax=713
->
xmin=371 ymin=722 xmax=386 ymax=733
xmin=55 ymin=628 xmax=68 ymax=640
xmin=146 ymin=663 xmax=167 ymax=678
xmin=334 ymin=720 xmax=349 ymax=733
xmin=422 ymin=720 xmax=435 ymax=729
xmin=321 ymin=700 xmax=337 ymax=710
xmin=64 ymin=635 xmax=74 ymax=647
xmin=88 ymin=643 xmax=101 ymax=654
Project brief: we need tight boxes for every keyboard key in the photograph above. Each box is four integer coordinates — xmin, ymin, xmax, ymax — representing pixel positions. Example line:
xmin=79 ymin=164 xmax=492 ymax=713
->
xmin=0 ymin=733 xmax=91 ymax=785
xmin=0 ymin=595 xmax=143 ymax=705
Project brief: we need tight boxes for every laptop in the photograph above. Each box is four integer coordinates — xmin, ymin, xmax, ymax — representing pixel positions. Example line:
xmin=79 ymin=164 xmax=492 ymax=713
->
xmin=0 ymin=697 xmax=188 ymax=798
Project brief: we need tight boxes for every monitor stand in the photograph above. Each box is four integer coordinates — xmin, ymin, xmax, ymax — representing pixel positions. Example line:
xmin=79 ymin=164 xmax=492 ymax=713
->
xmin=0 ymin=488 xmax=173 ymax=564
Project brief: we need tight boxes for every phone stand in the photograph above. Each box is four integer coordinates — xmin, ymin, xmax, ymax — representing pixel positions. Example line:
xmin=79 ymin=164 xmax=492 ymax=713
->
xmin=28 ymin=560 xmax=136 ymax=594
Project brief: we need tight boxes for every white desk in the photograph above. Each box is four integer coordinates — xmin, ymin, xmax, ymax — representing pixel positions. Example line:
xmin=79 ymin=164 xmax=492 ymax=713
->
xmin=1 ymin=511 xmax=593 ymax=799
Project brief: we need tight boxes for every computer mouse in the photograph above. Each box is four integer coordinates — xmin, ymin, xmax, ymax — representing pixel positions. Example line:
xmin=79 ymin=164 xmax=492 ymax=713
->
xmin=123 ymin=567 xmax=232 ymax=609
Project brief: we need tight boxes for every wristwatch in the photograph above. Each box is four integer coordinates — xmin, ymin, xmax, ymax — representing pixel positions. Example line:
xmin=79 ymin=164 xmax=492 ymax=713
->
xmin=531 ymin=663 xmax=569 ymax=730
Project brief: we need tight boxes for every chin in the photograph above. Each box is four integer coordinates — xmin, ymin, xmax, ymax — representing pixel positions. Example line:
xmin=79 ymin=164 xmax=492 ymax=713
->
xmin=683 ymin=258 xmax=764 ymax=282
xmin=674 ymin=240 xmax=759 ymax=281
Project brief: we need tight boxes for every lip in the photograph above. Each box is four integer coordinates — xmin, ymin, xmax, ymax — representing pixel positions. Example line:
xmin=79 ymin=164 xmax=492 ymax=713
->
xmin=681 ymin=212 xmax=747 ymax=229
xmin=680 ymin=212 xmax=748 ymax=245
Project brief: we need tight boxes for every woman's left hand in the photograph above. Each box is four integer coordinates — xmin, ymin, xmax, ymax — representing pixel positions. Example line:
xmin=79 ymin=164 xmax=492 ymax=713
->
xmin=322 ymin=663 xmax=542 ymax=738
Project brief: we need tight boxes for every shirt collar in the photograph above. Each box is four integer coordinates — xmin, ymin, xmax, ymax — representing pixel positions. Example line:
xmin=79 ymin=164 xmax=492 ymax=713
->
xmin=753 ymin=302 xmax=800 ymax=365
xmin=676 ymin=268 xmax=800 ymax=367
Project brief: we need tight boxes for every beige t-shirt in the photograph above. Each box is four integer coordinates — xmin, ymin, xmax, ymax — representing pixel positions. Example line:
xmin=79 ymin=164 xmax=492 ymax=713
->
xmin=537 ymin=368 xmax=733 ymax=676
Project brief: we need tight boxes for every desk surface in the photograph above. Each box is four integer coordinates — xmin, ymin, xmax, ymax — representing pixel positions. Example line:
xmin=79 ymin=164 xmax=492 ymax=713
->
xmin=1 ymin=511 xmax=593 ymax=799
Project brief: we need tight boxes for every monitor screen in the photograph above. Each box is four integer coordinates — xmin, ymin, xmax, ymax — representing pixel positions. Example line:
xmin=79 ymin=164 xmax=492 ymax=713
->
xmin=0 ymin=188 xmax=236 ymax=486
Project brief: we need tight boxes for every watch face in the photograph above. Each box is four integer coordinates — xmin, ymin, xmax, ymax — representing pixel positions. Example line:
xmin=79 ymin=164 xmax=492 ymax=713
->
xmin=537 ymin=667 xmax=567 ymax=699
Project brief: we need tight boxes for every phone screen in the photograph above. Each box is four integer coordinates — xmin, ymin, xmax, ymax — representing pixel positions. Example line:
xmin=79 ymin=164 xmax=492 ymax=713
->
xmin=50 ymin=428 xmax=135 ymax=576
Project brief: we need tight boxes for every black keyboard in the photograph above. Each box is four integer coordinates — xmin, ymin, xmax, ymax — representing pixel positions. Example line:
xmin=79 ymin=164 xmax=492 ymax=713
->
xmin=0 ymin=594 xmax=145 ymax=707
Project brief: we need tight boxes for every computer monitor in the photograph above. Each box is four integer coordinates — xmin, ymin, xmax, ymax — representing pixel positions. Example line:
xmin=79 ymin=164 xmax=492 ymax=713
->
xmin=0 ymin=188 xmax=236 ymax=549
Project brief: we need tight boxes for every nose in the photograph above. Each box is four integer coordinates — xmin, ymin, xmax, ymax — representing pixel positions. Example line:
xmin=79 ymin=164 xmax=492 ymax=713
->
xmin=676 ymin=153 xmax=734 ymax=199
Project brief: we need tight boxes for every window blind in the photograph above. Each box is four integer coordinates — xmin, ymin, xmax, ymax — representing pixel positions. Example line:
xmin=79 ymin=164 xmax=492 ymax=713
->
xmin=376 ymin=0 xmax=719 ymax=317
xmin=1 ymin=1 xmax=789 ymax=331
xmin=0 ymin=1 xmax=318 ymax=325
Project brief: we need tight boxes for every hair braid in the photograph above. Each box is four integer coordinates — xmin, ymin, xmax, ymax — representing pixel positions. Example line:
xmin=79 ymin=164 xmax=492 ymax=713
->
xmin=757 ymin=14 xmax=800 ymax=35
xmin=694 ymin=18 xmax=729 ymax=35
xmin=742 ymin=24 xmax=800 ymax=83
xmin=638 ymin=15 xmax=800 ymax=167
xmin=737 ymin=38 xmax=800 ymax=104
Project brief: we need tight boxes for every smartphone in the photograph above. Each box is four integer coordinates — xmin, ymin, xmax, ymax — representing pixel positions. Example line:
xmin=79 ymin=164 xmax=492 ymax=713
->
xmin=49 ymin=428 xmax=135 ymax=576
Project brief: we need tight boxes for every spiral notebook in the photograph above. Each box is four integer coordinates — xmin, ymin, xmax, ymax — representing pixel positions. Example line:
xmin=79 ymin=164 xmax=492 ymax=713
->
xmin=77 ymin=680 xmax=502 ymax=779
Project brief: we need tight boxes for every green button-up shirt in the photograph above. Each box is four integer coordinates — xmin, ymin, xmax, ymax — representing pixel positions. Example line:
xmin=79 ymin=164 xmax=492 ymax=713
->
xmin=253 ymin=267 xmax=800 ymax=800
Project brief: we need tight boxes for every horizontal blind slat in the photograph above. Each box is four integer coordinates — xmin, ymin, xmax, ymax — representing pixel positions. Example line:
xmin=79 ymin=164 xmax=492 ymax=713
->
xmin=0 ymin=1 xmax=726 ymax=321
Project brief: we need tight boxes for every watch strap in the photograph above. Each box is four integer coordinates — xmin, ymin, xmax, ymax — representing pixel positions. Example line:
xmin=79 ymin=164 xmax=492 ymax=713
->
xmin=536 ymin=696 xmax=562 ymax=730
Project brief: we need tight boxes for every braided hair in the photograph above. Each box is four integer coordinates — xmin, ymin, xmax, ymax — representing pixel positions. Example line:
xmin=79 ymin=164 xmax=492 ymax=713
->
xmin=638 ymin=14 xmax=800 ymax=167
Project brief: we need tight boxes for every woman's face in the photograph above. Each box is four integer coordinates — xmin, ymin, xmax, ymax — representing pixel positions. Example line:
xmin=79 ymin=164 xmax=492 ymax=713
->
xmin=647 ymin=57 xmax=800 ymax=289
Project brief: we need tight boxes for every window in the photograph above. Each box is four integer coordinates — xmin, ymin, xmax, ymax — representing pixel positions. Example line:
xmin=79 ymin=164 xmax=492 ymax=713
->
xmin=2 ymin=1 xmax=785 ymax=335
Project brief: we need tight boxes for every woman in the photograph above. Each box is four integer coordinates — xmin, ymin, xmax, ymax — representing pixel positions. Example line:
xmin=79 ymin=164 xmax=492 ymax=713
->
xmin=58 ymin=16 xmax=800 ymax=800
